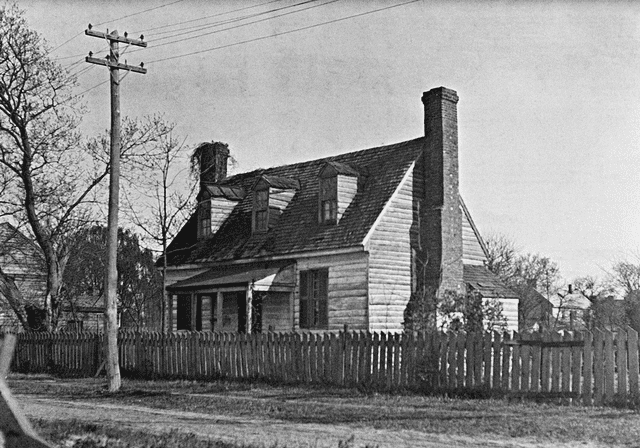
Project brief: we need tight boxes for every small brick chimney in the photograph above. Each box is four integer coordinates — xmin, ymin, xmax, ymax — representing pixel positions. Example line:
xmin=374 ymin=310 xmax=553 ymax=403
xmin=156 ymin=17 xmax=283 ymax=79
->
xmin=198 ymin=141 xmax=230 ymax=184
xmin=422 ymin=87 xmax=464 ymax=295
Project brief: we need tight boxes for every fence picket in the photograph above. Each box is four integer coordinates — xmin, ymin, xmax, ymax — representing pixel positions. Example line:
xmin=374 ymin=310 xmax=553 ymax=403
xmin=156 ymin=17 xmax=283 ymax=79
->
xmin=501 ymin=332 xmax=510 ymax=390
xmin=571 ymin=331 xmax=582 ymax=405
xmin=561 ymin=332 xmax=572 ymax=405
xmin=618 ymin=329 xmax=628 ymax=399
xmin=456 ymin=331 xmax=466 ymax=389
xmin=628 ymin=327 xmax=639 ymax=397
xmin=511 ymin=331 xmax=520 ymax=393
xmin=604 ymin=330 xmax=615 ymax=403
xmin=530 ymin=332 xmax=541 ymax=393
xmin=583 ymin=331 xmax=593 ymax=406
xmin=492 ymin=331 xmax=501 ymax=390
xmin=551 ymin=332 xmax=561 ymax=396
xmin=11 ymin=328 xmax=640 ymax=407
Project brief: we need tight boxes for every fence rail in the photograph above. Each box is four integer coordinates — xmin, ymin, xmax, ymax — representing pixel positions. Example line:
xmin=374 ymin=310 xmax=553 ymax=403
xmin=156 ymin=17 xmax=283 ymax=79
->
xmin=7 ymin=328 xmax=640 ymax=406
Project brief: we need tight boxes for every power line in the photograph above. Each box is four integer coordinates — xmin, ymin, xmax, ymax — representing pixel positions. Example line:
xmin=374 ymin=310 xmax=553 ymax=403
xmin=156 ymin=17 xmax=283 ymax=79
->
xmin=147 ymin=0 xmax=420 ymax=64
xmin=93 ymin=0 xmax=186 ymax=28
xmin=66 ymin=79 xmax=109 ymax=104
xmin=135 ymin=0 xmax=284 ymax=34
xmin=144 ymin=0 xmax=338 ymax=51
xmin=147 ymin=0 xmax=319 ymax=40
xmin=45 ymin=0 xmax=185 ymax=56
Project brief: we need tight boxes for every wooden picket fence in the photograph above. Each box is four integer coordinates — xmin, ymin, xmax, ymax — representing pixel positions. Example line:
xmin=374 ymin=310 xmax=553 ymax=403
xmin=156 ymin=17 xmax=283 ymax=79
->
xmin=8 ymin=328 xmax=640 ymax=406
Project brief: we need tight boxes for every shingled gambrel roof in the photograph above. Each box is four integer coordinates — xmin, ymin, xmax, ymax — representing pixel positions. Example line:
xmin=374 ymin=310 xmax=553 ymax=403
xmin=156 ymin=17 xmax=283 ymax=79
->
xmin=164 ymin=137 xmax=425 ymax=266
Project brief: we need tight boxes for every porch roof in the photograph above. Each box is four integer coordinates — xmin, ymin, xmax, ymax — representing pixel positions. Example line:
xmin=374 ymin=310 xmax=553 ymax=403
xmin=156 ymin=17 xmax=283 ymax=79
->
xmin=167 ymin=261 xmax=295 ymax=292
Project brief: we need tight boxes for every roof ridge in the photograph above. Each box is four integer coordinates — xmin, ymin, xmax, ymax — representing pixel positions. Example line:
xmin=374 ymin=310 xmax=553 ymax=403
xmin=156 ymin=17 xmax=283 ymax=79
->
xmin=222 ymin=136 xmax=424 ymax=183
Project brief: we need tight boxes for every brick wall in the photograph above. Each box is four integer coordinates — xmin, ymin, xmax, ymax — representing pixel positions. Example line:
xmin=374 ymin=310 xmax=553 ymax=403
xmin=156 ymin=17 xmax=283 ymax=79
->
xmin=421 ymin=87 xmax=464 ymax=295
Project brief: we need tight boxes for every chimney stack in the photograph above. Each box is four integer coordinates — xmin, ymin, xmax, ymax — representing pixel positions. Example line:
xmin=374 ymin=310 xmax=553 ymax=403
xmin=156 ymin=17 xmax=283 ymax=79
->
xmin=198 ymin=141 xmax=230 ymax=184
xmin=421 ymin=87 xmax=464 ymax=295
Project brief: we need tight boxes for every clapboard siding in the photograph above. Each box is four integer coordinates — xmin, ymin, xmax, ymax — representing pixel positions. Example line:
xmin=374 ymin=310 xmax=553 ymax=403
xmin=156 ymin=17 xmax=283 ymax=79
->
xmin=365 ymin=164 xmax=415 ymax=332
xmin=461 ymin=202 xmax=487 ymax=265
xmin=210 ymin=197 xmax=238 ymax=236
xmin=269 ymin=188 xmax=296 ymax=211
xmin=496 ymin=298 xmax=518 ymax=330
xmin=261 ymin=291 xmax=291 ymax=332
xmin=294 ymin=252 xmax=369 ymax=331
xmin=337 ymin=174 xmax=358 ymax=222
xmin=0 ymin=224 xmax=47 ymax=327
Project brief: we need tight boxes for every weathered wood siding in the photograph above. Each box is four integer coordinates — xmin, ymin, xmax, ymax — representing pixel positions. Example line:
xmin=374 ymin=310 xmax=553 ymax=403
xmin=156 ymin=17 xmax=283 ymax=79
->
xmin=0 ymin=224 xmax=47 ymax=327
xmin=268 ymin=188 xmax=296 ymax=228
xmin=337 ymin=174 xmax=358 ymax=222
xmin=294 ymin=252 xmax=369 ymax=331
xmin=261 ymin=291 xmax=291 ymax=331
xmin=269 ymin=188 xmax=296 ymax=211
xmin=364 ymin=164 xmax=415 ymax=332
xmin=461 ymin=205 xmax=487 ymax=265
xmin=210 ymin=197 xmax=237 ymax=236
xmin=493 ymin=297 xmax=518 ymax=330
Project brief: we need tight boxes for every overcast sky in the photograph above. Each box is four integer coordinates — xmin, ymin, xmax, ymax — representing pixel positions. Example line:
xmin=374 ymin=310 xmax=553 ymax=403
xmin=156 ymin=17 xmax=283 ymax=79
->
xmin=21 ymin=0 xmax=640 ymax=282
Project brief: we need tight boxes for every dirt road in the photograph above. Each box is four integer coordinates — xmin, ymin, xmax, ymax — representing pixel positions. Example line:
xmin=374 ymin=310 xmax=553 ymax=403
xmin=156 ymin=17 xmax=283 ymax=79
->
xmin=18 ymin=395 xmax=608 ymax=448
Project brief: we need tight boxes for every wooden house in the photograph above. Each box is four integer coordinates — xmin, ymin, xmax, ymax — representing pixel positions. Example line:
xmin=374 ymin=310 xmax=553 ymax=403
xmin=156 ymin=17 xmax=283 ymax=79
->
xmin=0 ymin=223 xmax=47 ymax=329
xmin=161 ymin=87 xmax=523 ymax=333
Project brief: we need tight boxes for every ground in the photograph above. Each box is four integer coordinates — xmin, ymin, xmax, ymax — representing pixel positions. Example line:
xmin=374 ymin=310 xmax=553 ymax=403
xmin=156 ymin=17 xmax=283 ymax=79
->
xmin=8 ymin=375 xmax=640 ymax=447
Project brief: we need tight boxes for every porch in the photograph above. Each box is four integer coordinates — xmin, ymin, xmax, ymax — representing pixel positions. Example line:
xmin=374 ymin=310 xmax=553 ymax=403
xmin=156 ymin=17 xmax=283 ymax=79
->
xmin=166 ymin=262 xmax=295 ymax=333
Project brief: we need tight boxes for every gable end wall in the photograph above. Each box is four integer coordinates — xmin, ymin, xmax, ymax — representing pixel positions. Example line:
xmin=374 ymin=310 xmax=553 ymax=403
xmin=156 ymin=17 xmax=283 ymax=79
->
xmin=365 ymin=164 xmax=416 ymax=332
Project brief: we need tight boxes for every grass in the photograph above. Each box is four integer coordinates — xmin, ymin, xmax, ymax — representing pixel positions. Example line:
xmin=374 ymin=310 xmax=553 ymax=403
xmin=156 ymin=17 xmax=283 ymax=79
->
xmin=34 ymin=419 xmax=283 ymax=448
xmin=10 ymin=374 xmax=640 ymax=447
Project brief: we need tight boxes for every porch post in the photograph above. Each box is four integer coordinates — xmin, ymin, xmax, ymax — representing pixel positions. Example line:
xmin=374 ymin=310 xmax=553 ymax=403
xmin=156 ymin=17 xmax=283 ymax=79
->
xmin=216 ymin=291 xmax=223 ymax=331
xmin=246 ymin=286 xmax=253 ymax=334
xmin=190 ymin=293 xmax=196 ymax=331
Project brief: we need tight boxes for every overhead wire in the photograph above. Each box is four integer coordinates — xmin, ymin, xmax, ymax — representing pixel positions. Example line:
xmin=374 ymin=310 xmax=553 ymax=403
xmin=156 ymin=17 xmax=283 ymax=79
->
xmin=132 ymin=0 xmax=337 ymax=54
xmin=44 ymin=0 xmax=186 ymax=56
xmin=69 ymin=0 xmax=419 ymax=103
xmin=147 ymin=0 xmax=320 ymax=41
xmin=147 ymin=0 xmax=420 ymax=65
xmin=92 ymin=0 xmax=186 ymax=28
xmin=135 ymin=0 xmax=284 ymax=34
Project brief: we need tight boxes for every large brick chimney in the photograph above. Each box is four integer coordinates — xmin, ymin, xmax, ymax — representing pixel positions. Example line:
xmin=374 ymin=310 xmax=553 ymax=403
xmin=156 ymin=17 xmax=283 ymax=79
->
xmin=422 ymin=87 xmax=464 ymax=295
xmin=198 ymin=141 xmax=230 ymax=184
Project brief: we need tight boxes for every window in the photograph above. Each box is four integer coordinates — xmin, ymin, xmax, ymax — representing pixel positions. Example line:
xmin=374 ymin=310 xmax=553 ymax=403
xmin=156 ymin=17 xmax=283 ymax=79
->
xmin=254 ymin=188 xmax=269 ymax=232
xmin=176 ymin=294 xmax=192 ymax=330
xmin=198 ymin=200 xmax=211 ymax=239
xmin=319 ymin=177 xmax=337 ymax=224
xmin=299 ymin=269 xmax=328 ymax=329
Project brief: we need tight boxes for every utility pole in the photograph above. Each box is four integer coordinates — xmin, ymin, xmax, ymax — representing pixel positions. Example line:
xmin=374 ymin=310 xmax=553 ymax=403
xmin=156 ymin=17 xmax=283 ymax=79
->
xmin=85 ymin=25 xmax=147 ymax=392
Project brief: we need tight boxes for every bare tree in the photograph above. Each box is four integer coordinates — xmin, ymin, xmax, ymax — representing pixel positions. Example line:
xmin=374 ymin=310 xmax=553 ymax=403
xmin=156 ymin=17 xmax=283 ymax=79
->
xmin=0 ymin=5 xmax=172 ymax=330
xmin=608 ymin=256 xmax=640 ymax=331
xmin=123 ymin=130 xmax=196 ymax=331
xmin=484 ymin=234 xmax=561 ymax=330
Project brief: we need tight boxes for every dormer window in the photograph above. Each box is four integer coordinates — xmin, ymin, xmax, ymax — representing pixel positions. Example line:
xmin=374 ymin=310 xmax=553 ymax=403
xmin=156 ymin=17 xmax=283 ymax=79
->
xmin=318 ymin=161 xmax=359 ymax=225
xmin=252 ymin=175 xmax=299 ymax=234
xmin=196 ymin=184 xmax=245 ymax=240
xmin=198 ymin=200 xmax=212 ymax=238
xmin=319 ymin=176 xmax=337 ymax=224
xmin=253 ymin=188 xmax=269 ymax=232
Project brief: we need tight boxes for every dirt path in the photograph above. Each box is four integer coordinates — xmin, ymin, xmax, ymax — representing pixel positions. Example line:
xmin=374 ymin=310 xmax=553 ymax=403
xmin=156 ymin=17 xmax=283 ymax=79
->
xmin=17 ymin=395 xmax=608 ymax=448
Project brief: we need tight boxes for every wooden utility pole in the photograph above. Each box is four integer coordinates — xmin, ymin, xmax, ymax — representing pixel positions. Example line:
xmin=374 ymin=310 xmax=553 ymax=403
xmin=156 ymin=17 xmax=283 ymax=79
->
xmin=85 ymin=25 xmax=146 ymax=392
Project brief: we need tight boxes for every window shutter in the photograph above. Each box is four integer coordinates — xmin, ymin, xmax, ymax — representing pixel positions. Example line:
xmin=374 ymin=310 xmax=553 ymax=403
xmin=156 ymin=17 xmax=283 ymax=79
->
xmin=318 ymin=270 xmax=328 ymax=327
xmin=299 ymin=271 xmax=309 ymax=328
